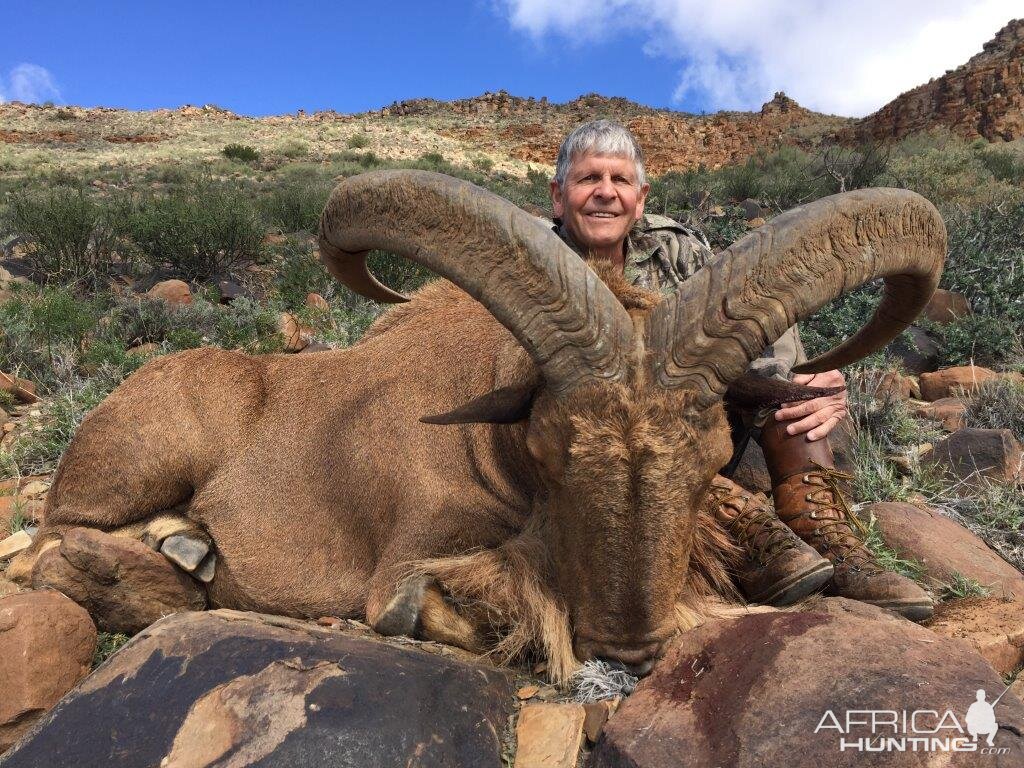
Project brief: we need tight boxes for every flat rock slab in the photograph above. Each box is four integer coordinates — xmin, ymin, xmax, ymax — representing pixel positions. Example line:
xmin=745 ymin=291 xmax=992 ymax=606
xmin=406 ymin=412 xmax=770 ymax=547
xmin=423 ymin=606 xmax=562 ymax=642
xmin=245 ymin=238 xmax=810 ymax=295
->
xmin=31 ymin=526 xmax=206 ymax=633
xmin=866 ymin=502 xmax=1024 ymax=599
xmin=0 ymin=609 xmax=514 ymax=768
xmin=590 ymin=608 xmax=1024 ymax=767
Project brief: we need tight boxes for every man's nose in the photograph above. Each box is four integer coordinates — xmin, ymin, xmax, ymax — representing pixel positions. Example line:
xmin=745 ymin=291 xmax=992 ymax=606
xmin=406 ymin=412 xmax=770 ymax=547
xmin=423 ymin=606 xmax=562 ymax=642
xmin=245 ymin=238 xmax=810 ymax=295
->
xmin=594 ymin=174 xmax=616 ymax=198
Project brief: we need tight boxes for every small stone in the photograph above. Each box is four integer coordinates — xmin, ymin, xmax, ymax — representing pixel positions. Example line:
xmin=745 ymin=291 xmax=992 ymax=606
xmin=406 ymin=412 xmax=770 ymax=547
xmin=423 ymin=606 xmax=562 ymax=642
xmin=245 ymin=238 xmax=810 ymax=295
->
xmin=583 ymin=699 xmax=617 ymax=743
xmin=159 ymin=534 xmax=210 ymax=572
xmin=913 ymin=397 xmax=966 ymax=431
xmin=0 ymin=371 xmax=38 ymax=405
xmin=216 ymin=280 xmax=246 ymax=304
xmin=316 ymin=616 xmax=342 ymax=629
xmin=860 ymin=369 xmax=919 ymax=401
xmin=516 ymin=684 xmax=540 ymax=700
xmin=746 ymin=216 xmax=766 ymax=228
xmin=514 ymin=703 xmax=585 ymax=768
xmin=0 ymin=530 xmax=32 ymax=559
xmin=886 ymin=326 xmax=939 ymax=375
xmin=739 ymin=198 xmax=762 ymax=220
xmin=920 ymin=365 xmax=999 ymax=401
xmin=147 ymin=279 xmax=192 ymax=306
xmin=922 ymin=288 xmax=971 ymax=324
xmin=278 ymin=312 xmax=312 ymax=352
xmin=306 ymin=292 xmax=330 ymax=311
xmin=126 ymin=342 xmax=161 ymax=358
xmin=19 ymin=480 xmax=49 ymax=498
xmin=926 ymin=428 xmax=1024 ymax=484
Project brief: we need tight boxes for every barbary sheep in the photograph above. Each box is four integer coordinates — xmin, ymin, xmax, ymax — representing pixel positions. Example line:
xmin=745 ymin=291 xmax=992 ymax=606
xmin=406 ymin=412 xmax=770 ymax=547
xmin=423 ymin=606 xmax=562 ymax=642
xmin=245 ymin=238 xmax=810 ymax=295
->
xmin=11 ymin=171 xmax=946 ymax=681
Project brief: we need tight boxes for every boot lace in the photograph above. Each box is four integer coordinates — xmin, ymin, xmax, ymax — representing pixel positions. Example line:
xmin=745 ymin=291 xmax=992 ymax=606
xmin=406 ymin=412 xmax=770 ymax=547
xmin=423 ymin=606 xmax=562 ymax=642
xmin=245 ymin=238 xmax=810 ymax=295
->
xmin=802 ymin=462 xmax=880 ymax=573
xmin=714 ymin=487 xmax=796 ymax=567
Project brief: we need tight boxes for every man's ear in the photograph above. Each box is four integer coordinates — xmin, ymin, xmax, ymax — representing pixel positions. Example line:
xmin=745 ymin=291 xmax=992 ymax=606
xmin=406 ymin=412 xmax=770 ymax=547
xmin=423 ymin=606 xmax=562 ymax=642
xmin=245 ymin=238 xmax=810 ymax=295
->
xmin=550 ymin=179 xmax=564 ymax=219
xmin=421 ymin=383 xmax=538 ymax=425
xmin=634 ymin=182 xmax=650 ymax=220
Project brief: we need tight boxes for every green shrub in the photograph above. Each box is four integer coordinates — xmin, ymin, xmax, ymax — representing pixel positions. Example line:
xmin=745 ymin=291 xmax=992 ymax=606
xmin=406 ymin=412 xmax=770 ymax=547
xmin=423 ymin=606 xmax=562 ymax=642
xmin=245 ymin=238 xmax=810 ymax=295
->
xmin=120 ymin=181 xmax=265 ymax=281
xmin=976 ymin=146 xmax=1024 ymax=184
xmin=274 ymin=242 xmax=335 ymax=311
xmin=346 ymin=132 xmax=370 ymax=149
xmin=2 ymin=187 xmax=122 ymax=287
xmin=933 ymin=314 xmax=1023 ymax=370
xmin=93 ymin=632 xmax=131 ymax=667
xmin=472 ymin=156 xmax=495 ymax=173
xmin=222 ymin=143 xmax=260 ymax=163
xmin=260 ymin=181 xmax=332 ymax=233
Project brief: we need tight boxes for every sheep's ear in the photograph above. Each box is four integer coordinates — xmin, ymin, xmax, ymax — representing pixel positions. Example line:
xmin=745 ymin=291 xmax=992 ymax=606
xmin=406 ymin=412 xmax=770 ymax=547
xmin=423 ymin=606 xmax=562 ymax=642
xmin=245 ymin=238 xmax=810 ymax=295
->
xmin=421 ymin=383 xmax=538 ymax=425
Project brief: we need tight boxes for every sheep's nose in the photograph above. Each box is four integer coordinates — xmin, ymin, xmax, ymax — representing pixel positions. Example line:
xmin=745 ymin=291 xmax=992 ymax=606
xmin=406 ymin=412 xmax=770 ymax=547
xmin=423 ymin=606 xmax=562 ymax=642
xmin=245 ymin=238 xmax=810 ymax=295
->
xmin=574 ymin=638 xmax=666 ymax=677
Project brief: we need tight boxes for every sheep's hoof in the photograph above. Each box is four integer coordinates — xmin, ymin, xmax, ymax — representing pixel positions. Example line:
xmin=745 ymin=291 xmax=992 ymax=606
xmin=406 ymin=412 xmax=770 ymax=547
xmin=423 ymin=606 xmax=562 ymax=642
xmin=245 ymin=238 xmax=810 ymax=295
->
xmin=193 ymin=550 xmax=217 ymax=583
xmin=372 ymin=575 xmax=429 ymax=637
xmin=160 ymin=534 xmax=210 ymax=573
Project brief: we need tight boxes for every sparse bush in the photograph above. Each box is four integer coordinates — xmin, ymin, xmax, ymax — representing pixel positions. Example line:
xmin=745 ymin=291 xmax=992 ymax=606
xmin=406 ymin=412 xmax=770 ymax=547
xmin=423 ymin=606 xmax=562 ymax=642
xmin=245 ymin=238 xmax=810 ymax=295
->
xmin=3 ymin=187 xmax=122 ymax=287
xmin=93 ymin=632 xmax=130 ymax=667
xmin=939 ymin=572 xmax=990 ymax=601
xmin=472 ymin=156 xmax=495 ymax=173
xmin=277 ymin=140 xmax=309 ymax=159
xmin=346 ymin=132 xmax=370 ymax=149
xmin=120 ymin=180 xmax=265 ymax=280
xmin=418 ymin=151 xmax=446 ymax=169
xmin=976 ymin=146 xmax=1024 ymax=184
xmin=222 ymin=143 xmax=260 ymax=163
xmin=963 ymin=377 xmax=1024 ymax=440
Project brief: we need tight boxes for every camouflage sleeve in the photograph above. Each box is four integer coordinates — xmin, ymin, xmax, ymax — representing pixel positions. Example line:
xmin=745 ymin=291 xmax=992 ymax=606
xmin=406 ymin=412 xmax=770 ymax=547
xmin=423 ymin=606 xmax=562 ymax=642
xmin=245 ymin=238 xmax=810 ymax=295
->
xmin=746 ymin=324 xmax=807 ymax=382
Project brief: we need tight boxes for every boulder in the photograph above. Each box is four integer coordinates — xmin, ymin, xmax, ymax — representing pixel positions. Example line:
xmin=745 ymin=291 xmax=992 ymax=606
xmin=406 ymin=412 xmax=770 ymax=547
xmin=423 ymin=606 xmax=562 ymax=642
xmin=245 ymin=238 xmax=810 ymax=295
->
xmin=928 ymin=597 xmax=1024 ymax=676
xmin=920 ymin=365 xmax=999 ymax=401
xmin=31 ymin=527 xmax=207 ymax=633
xmin=922 ymin=289 xmax=971 ymax=325
xmin=865 ymin=502 xmax=1024 ymax=599
xmin=590 ymin=603 xmax=1024 ymax=766
xmin=925 ymin=428 xmax=1023 ymax=484
xmin=913 ymin=397 xmax=967 ymax=431
xmin=738 ymin=198 xmax=762 ymax=220
xmin=0 ymin=591 xmax=96 ymax=753
xmin=146 ymin=279 xmax=192 ymax=306
xmin=886 ymin=326 xmax=939 ymax=375
xmin=0 ymin=609 xmax=514 ymax=767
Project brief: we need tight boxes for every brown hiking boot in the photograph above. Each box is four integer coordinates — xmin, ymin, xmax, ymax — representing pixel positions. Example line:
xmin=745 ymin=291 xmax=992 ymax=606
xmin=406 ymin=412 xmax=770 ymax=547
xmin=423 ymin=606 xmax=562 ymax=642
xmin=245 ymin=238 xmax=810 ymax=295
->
xmin=709 ymin=476 xmax=833 ymax=606
xmin=759 ymin=419 xmax=934 ymax=622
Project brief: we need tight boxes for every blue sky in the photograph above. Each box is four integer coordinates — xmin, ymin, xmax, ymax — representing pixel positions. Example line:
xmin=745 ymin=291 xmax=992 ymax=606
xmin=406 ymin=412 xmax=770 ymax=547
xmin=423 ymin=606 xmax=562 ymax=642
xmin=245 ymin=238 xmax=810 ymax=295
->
xmin=1 ymin=1 xmax=1018 ymax=118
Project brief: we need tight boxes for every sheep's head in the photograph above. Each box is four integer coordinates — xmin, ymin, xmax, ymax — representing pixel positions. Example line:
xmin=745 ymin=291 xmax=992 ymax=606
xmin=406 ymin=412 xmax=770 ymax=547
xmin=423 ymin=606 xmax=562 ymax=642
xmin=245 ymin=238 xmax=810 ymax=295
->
xmin=319 ymin=170 xmax=948 ymax=673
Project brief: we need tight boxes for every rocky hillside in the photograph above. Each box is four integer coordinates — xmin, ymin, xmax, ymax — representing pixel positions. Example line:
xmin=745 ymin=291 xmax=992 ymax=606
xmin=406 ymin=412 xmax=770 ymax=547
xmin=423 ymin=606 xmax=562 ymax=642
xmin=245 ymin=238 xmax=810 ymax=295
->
xmin=1 ymin=19 xmax=1020 ymax=180
xmin=856 ymin=19 xmax=1024 ymax=142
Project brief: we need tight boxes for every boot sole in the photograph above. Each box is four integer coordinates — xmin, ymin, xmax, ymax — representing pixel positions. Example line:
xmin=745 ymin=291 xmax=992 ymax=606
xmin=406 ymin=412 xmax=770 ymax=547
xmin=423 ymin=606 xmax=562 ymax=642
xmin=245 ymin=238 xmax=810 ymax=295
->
xmin=752 ymin=561 xmax=834 ymax=607
xmin=862 ymin=597 xmax=934 ymax=623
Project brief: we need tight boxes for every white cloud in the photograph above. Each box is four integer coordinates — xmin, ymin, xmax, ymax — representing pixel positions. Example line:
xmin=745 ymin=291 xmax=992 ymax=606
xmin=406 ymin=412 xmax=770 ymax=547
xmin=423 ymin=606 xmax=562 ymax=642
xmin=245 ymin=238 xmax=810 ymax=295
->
xmin=0 ymin=63 xmax=62 ymax=105
xmin=501 ymin=0 xmax=1019 ymax=116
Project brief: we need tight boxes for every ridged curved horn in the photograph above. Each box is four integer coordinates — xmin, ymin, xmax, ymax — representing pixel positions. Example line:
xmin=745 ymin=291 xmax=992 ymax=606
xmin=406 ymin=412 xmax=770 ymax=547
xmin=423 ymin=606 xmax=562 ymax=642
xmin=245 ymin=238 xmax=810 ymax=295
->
xmin=648 ymin=188 xmax=946 ymax=404
xmin=318 ymin=170 xmax=634 ymax=395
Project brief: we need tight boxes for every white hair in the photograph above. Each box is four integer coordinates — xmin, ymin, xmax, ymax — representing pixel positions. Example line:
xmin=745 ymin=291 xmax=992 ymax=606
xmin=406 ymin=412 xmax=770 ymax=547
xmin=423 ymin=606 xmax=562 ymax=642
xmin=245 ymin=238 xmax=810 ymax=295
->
xmin=553 ymin=119 xmax=647 ymax=189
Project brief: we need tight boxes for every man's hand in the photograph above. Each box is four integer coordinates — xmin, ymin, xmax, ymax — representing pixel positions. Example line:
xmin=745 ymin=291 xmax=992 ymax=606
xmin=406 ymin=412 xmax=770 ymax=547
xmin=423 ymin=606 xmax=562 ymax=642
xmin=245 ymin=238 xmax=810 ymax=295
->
xmin=774 ymin=369 xmax=848 ymax=441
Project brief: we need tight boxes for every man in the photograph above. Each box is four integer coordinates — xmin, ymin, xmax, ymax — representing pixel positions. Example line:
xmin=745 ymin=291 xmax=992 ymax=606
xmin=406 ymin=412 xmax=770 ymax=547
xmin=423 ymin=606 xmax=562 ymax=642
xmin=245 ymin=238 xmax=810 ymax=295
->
xmin=548 ymin=119 xmax=933 ymax=621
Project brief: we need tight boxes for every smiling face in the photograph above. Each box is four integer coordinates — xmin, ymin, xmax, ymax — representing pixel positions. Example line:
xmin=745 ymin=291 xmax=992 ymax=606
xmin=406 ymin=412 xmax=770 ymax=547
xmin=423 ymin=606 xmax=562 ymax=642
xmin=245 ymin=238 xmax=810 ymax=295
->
xmin=550 ymin=153 xmax=650 ymax=263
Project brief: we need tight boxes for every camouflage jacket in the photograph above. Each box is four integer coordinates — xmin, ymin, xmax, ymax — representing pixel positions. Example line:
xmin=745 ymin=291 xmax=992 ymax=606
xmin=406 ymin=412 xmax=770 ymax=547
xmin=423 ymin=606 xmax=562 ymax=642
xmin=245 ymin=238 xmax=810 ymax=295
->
xmin=552 ymin=214 xmax=806 ymax=381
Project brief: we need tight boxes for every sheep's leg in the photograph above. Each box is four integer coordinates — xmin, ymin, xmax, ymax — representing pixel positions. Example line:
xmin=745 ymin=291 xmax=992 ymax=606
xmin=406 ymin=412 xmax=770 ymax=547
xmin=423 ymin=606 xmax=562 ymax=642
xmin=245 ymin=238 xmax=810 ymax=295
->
xmin=367 ymin=573 xmax=484 ymax=653
xmin=111 ymin=513 xmax=217 ymax=582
